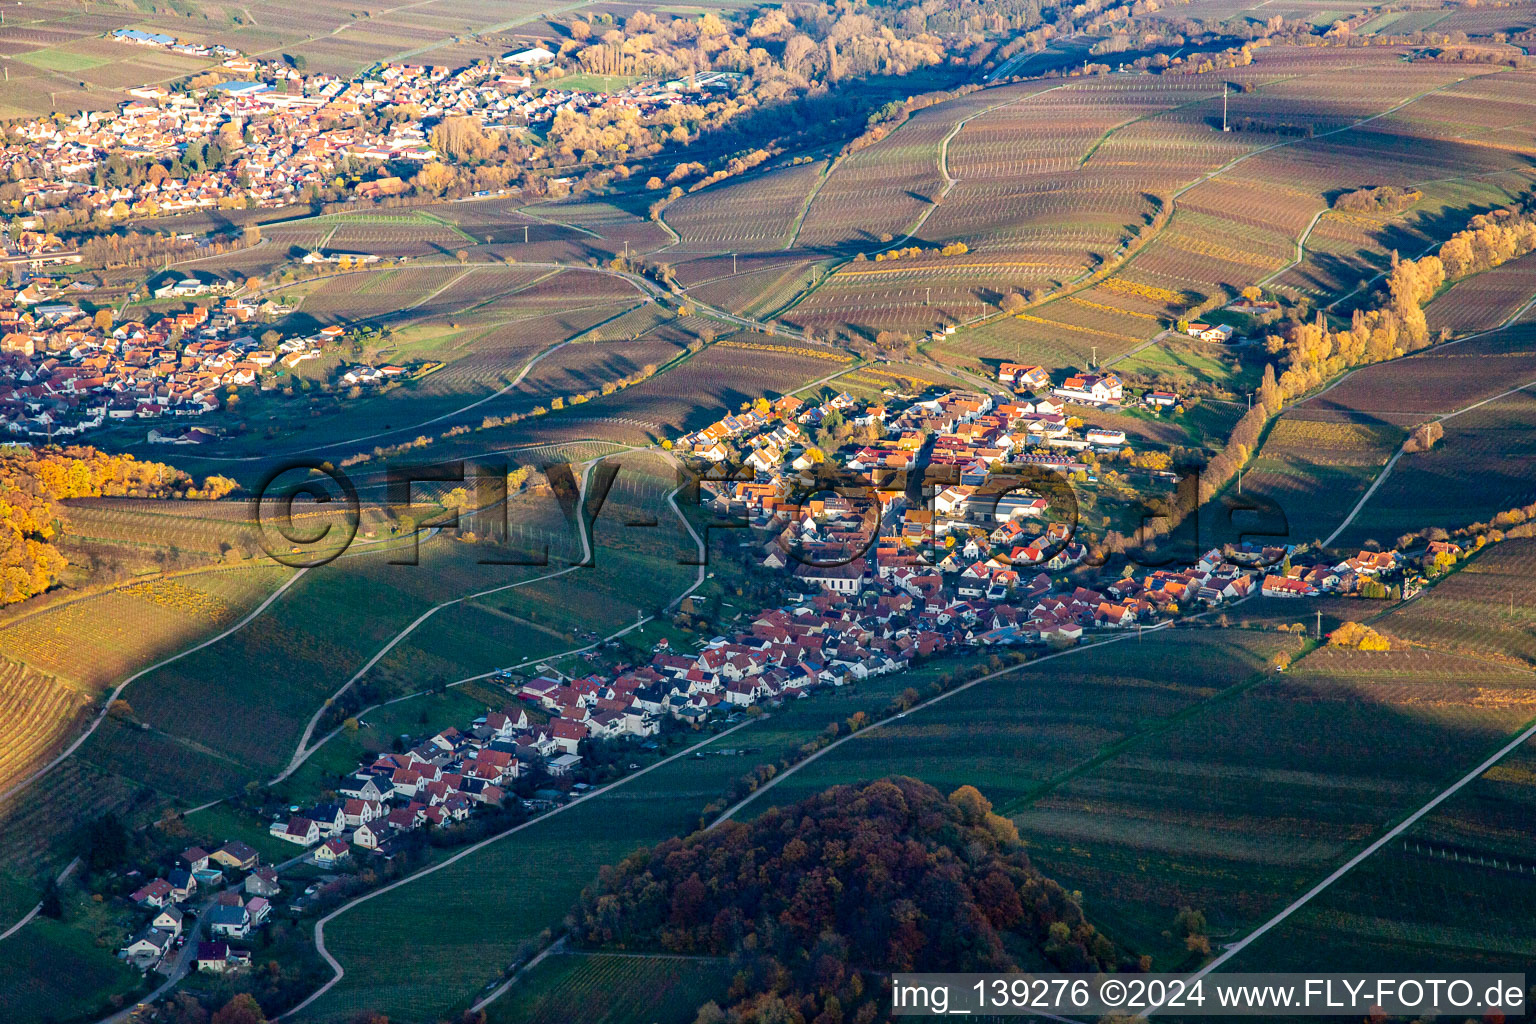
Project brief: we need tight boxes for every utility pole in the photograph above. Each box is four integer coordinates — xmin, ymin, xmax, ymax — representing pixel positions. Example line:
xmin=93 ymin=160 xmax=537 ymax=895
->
xmin=732 ymin=252 xmax=737 ymax=275
xmin=1236 ymin=467 xmax=1242 ymax=494
xmin=925 ymin=287 xmax=931 ymax=305
xmin=1315 ymin=609 xmax=1322 ymax=640
xmin=1091 ymin=345 xmax=1097 ymax=367
xmin=1222 ymin=81 xmax=1229 ymax=132
xmin=523 ymin=224 xmax=529 ymax=244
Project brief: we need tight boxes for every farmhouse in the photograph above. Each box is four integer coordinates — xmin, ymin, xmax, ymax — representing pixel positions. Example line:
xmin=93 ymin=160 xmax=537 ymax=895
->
xmin=1261 ymin=574 xmax=1317 ymax=597
xmin=997 ymin=363 xmax=1050 ymax=390
xmin=1052 ymin=372 xmax=1122 ymax=406
xmin=1185 ymin=322 xmax=1236 ymax=343
xmin=1336 ymin=550 xmax=1398 ymax=575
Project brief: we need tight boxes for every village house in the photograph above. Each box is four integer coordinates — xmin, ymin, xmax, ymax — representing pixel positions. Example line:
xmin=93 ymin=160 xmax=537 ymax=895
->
xmin=196 ymin=941 xmax=251 ymax=974
xmin=1052 ymin=371 xmax=1123 ymax=406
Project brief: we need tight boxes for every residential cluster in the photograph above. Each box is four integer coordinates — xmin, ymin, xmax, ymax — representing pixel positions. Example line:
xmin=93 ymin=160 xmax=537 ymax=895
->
xmin=678 ymin=386 xmax=1263 ymax=640
xmin=141 ymin=381 xmax=1445 ymax=970
xmin=6 ymin=31 xmax=741 ymax=221
xmin=119 ymin=840 xmax=274 ymax=976
xmin=270 ymin=717 xmax=532 ymax=859
xmin=0 ymin=283 xmax=354 ymax=439
xmin=1259 ymin=547 xmax=1411 ymax=597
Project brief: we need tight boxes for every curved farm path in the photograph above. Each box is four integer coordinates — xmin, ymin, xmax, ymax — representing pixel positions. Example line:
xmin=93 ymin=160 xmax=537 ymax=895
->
xmin=1321 ymin=291 xmax=1536 ymax=547
xmin=175 ymin=252 xmax=835 ymax=466
xmin=274 ymin=456 xmax=710 ymax=1021
xmin=0 ymin=857 xmax=78 ymax=944
xmin=277 ymin=453 xmax=614 ymax=779
xmin=1053 ymin=66 xmax=1509 ymax=345
xmin=276 ymin=450 xmax=708 ymax=785
xmin=769 ymin=62 xmax=1490 ymax=335
xmin=1144 ymin=716 xmax=1536 ymax=1017
xmin=469 ymin=619 xmax=1225 ymax=1019
xmin=0 ymin=524 xmax=435 ymax=822
xmin=0 ymin=567 xmax=309 ymax=809
xmin=278 ymin=713 xmax=757 ymax=1023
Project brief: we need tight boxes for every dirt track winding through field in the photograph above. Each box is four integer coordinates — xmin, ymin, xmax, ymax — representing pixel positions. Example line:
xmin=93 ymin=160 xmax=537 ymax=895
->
xmin=1143 ymin=713 xmax=1536 ymax=1017
xmin=273 ymin=455 xmax=712 ymax=1021
xmin=1322 ymin=292 xmax=1536 ymax=547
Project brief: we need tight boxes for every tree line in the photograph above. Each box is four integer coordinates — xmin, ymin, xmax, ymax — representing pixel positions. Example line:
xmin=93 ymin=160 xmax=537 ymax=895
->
xmin=0 ymin=446 xmax=235 ymax=604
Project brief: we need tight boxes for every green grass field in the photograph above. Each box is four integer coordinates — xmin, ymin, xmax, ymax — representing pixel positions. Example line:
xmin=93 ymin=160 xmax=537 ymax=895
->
xmin=553 ymin=73 xmax=643 ymax=92
xmin=14 ymin=48 xmax=112 ymax=72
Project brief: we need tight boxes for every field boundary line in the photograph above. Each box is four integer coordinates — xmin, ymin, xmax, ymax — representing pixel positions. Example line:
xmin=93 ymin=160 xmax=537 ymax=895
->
xmin=273 ymin=457 xmax=713 ymax=1019
xmin=707 ymin=623 xmax=1172 ymax=828
xmin=1322 ymin=296 xmax=1536 ymax=546
xmin=0 ymin=857 xmax=78 ymax=945
xmin=1143 ymin=712 xmax=1536 ymax=1017
xmin=761 ymin=80 xmax=1067 ymax=325
xmin=0 ymin=568 xmax=309 ymax=808
xmin=1035 ymin=66 xmax=1509 ymax=338
xmin=785 ymin=155 xmax=841 ymax=250
xmin=273 ymin=452 xmax=708 ymax=784
xmin=274 ymin=457 xmax=615 ymax=778
xmin=516 ymin=202 xmax=605 ymax=240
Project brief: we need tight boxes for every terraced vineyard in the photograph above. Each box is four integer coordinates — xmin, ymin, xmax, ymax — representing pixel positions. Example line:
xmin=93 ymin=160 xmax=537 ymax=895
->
xmin=0 ymin=566 xmax=290 ymax=692
xmin=0 ymin=659 xmax=90 ymax=796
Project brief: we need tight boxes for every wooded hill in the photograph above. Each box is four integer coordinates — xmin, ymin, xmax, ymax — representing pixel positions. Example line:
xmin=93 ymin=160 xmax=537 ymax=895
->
xmin=569 ymin=777 xmax=1131 ymax=1024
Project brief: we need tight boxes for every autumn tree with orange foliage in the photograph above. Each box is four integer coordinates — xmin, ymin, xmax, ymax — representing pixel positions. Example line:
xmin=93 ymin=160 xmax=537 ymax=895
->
xmin=570 ymin=777 xmax=1132 ymax=1024
xmin=0 ymin=445 xmax=236 ymax=604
